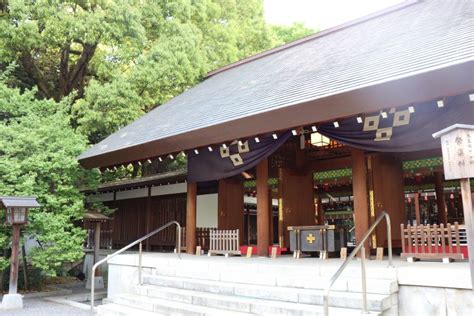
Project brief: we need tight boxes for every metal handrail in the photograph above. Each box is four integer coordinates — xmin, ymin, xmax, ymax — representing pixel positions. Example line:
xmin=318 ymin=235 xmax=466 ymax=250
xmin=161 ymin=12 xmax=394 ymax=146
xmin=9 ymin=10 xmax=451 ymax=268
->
xmin=323 ymin=211 xmax=393 ymax=315
xmin=89 ymin=220 xmax=181 ymax=315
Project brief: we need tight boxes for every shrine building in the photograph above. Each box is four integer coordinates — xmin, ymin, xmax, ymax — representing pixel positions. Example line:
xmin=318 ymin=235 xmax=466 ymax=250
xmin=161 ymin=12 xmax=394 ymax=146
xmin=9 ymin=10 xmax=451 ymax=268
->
xmin=78 ymin=0 xmax=473 ymax=259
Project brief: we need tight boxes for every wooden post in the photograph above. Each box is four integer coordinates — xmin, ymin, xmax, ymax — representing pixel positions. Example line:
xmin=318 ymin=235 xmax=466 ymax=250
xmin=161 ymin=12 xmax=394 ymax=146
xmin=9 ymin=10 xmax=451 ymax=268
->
xmin=414 ymin=192 xmax=421 ymax=225
xmin=434 ymin=172 xmax=448 ymax=224
xmin=257 ymin=158 xmax=270 ymax=256
xmin=94 ymin=222 xmax=101 ymax=276
xmin=460 ymin=179 xmax=474 ymax=290
xmin=351 ymin=149 xmax=370 ymax=257
xmin=186 ymin=182 xmax=197 ymax=254
xmin=8 ymin=225 xmax=21 ymax=294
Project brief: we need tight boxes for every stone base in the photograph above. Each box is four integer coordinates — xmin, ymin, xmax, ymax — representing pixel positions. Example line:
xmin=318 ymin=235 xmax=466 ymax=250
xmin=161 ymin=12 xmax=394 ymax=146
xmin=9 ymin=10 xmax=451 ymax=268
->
xmin=1 ymin=293 xmax=23 ymax=310
xmin=86 ymin=276 xmax=104 ymax=290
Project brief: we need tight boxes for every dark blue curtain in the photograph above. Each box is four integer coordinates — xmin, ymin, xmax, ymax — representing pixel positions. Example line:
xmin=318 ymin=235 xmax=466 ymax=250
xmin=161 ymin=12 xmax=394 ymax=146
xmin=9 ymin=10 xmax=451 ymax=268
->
xmin=318 ymin=93 xmax=474 ymax=152
xmin=187 ymin=131 xmax=291 ymax=182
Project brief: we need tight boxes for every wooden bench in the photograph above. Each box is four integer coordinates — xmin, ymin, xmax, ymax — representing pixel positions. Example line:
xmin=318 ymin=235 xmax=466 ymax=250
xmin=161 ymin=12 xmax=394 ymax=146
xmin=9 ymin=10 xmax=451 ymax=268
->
xmin=400 ymin=223 xmax=464 ymax=262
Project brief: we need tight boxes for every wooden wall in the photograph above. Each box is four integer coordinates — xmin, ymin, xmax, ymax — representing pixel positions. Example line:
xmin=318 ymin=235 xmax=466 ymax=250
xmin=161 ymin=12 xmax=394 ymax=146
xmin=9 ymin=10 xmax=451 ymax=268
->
xmin=218 ymin=178 xmax=245 ymax=244
xmin=105 ymin=193 xmax=186 ymax=249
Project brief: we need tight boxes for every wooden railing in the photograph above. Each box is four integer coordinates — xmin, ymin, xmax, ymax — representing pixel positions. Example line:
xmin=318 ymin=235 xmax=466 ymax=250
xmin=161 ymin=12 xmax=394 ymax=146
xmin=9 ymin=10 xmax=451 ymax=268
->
xmin=400 ymin=223 xmax=464 ymax=261
xmin=209 ymin=229 xmax=240 ymax=256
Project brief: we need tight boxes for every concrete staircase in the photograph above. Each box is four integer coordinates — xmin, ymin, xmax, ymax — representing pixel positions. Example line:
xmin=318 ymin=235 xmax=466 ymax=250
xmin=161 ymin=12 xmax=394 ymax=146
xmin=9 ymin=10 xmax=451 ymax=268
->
xmin=97 ymin=257 xmax=399 ymax=315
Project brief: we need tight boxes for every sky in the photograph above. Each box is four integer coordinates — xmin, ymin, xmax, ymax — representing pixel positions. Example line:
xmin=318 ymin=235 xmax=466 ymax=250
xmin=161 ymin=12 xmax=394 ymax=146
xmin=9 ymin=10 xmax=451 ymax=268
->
xmin=264 ymin=0 xmax=404 ymax=30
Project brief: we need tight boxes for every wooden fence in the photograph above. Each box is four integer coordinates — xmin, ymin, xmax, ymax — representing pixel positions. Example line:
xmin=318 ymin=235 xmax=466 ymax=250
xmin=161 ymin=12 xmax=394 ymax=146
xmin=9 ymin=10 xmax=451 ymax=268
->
xmin=400 ymin=223 xmax=464 ymax=261
xmin=209 ymin=229 xmax=240 ymax=256
xmin=85 ymin=229 xmax=113 ymax=250
xmin=181 ymin=227 xmax=215 ymax=251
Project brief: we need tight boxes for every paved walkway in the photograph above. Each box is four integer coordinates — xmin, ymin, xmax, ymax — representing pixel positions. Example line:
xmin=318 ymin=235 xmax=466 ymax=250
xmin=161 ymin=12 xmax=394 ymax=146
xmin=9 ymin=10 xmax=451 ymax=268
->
xmin=0 ymin=282 xmax=104 ymax=315
xmin=1 ymin=298 xmax=88 ymax=316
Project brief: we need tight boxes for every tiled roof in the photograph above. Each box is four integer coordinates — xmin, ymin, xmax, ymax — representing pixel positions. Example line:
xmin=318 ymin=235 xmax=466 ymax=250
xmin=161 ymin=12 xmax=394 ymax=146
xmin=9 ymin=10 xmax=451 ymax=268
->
xmin=79 ymin=0 xmax=474 ymax=168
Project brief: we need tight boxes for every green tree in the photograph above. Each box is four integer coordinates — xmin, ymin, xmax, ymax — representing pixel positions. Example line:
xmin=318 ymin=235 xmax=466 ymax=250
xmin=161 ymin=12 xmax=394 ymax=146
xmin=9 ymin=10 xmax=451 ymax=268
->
xmin=0 ymin=68 xmax=99 ymax=275
xmin=0 ymin=0 xmax=145 ymax=101
xmin=270 ymin=22 xmax=315 ymax=46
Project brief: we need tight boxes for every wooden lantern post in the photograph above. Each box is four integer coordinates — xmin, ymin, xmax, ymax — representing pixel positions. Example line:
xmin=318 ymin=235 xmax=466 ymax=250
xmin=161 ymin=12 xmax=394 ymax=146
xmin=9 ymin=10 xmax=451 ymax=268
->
xmin=83 ymin=211 xmax=112 ymax=289
xmin=0 ymin=196 xmax=40 ymax=310
xmin=433 ymin=124 xmax=474 ymax=290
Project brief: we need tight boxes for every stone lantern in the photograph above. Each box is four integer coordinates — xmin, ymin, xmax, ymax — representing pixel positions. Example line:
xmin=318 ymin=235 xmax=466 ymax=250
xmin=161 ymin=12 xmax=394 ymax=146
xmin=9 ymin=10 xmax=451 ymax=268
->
xmin=0 ymin=196 xmax=40 ymax=310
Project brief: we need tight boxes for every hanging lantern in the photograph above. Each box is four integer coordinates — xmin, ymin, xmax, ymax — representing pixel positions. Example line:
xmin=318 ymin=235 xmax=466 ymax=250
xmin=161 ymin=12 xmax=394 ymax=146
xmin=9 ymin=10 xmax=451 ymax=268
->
xmin=1 ymin=197 xmax=39 ymax=225
xmin=310 ymin=132 xmax=331 ymax=147
xmin=5 ymin=207 xmax=28 ymax=225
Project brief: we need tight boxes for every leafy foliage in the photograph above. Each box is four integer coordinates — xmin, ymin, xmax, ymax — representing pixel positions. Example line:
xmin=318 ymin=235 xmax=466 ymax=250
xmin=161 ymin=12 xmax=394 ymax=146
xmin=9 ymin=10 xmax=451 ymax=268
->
xmin=0 ymin=70 xmax=99 ymax=275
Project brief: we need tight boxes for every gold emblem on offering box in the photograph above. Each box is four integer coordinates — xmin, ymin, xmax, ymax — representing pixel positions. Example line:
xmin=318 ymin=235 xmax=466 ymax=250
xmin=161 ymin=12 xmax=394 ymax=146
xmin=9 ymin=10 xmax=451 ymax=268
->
xmin=306 ymin=233 xmax=316 ymax=244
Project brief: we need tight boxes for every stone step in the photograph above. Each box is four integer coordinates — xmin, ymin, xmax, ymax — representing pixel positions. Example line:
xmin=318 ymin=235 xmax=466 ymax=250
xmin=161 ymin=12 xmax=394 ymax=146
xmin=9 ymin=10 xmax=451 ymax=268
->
xmin=108 ymin=293 xmax=254 ymax=315
xmin=153 ymin=261 xmax=398 ymax=288
xmin=152 ymin=257 xmax=398 ymax=281
xmin=109 ymin=292 xmax=381 ymax=316
xmin=133 ymin=283 xmax=392 ymax=312
xmin=144 ymin=273 xmax=398 ymax=296
xmin=96 ymin=302 xmax=164 ymax=316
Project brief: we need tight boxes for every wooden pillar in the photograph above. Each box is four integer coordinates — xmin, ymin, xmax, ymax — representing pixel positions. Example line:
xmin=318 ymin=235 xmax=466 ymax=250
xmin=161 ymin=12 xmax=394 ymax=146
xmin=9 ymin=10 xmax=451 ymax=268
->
xmin=8 ymin=225 xmax=21 ymax=294
xmin=244 ymin=207 xmax=249 ymax=245
xmin=278 ymin=168 xmax=284 ymax=247
xmin=278 ymin=168 xmax=315 ymax=248
xmin=414 ymin=192 xmax=421 ymax=225
xmin=257 ymin=158 xmax=270 ymax=256
xmin=370 ymin=154 xmax=405 ymax=248
xmin=218 ymin=178 xmax=244 ymax=244
xmin=186 ymin=182 xmax=197 ymax=254
xmin=351 ymin=149 xmax=370 ymax=256
xmin=316 ymin=196 xmax=324 ymax=225
xmin=434 ymin=172 xmax=448 ymax=224
xmin=145 ymin=186 xmax=151 ymax=251
xmin=268 ymin=188 xmax=274 ymax=246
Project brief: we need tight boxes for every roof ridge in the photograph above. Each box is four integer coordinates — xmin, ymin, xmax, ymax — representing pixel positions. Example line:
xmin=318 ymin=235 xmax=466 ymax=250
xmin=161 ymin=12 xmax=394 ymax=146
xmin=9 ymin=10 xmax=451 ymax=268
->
xmin=205 ymin=0 xmax=419 ymax=78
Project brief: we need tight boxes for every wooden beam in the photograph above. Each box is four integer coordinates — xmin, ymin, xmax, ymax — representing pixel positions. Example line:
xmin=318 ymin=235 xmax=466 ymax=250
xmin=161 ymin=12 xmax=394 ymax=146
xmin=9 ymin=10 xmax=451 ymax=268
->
xmin=186 ymin=182 xmax=197 ymax=254
xmin=434 ymin=172 xmax=447 ymax=225
xmin=257 ymin=158 xmax=270 ymax=256
xmin=351 ymin=149 xmax=369 ymax=257
xmin=309 ymin=156 xmax=352 ymax=172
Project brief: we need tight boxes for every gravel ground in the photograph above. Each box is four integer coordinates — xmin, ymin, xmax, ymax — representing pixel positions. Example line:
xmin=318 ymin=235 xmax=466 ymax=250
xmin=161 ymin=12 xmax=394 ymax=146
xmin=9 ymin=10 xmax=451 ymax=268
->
xmin=0 ymin=298 xmax=89 ymax=316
